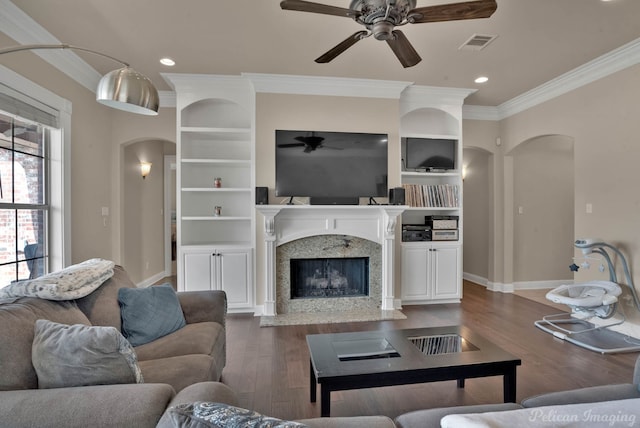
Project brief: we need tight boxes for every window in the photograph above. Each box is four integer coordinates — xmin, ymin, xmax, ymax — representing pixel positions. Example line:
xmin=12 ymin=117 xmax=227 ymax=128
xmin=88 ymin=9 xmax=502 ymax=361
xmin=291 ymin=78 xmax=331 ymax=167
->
xmin=0 ymin=113 xmax=49 ymax=283
xmin=0 ymin=66 xmax=71 ymax=286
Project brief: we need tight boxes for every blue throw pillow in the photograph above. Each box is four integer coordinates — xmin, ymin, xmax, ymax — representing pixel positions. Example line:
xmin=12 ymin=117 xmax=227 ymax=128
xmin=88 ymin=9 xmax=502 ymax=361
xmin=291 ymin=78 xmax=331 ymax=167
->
xmin=118 ymin=283 xmax=186 ymax=347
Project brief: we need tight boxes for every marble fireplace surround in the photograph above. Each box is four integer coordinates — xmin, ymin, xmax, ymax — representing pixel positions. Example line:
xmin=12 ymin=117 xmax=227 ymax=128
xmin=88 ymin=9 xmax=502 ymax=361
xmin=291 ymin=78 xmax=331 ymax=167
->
xmin=256 ymin=205 xmax=405 ymax=316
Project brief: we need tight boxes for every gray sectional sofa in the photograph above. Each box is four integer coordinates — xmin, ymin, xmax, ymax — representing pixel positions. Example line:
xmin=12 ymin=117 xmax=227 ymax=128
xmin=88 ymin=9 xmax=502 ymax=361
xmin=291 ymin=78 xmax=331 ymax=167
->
xmin=0 ymin=264 xmax=228 ymax=428
xmin=1 ymin=262 xmax=639 ymax=427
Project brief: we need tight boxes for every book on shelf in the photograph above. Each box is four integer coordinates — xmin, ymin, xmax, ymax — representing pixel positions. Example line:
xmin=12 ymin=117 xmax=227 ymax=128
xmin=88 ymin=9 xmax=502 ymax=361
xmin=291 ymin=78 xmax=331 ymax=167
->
xmin=401 ymin=184 xmax=460 ymax=208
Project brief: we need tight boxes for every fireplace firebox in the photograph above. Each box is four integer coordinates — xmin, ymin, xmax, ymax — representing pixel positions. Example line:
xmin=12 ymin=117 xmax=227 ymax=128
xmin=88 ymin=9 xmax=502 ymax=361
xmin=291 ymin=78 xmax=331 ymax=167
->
xmin=290 ymin=257 xmax=369 ymax=299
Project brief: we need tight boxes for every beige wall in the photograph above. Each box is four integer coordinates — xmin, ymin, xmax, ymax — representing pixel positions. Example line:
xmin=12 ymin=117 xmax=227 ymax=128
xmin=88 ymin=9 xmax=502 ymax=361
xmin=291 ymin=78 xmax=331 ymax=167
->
xmin=122 ymin=140 xmax=175 ymax=284
xmin=0 ymin=33 xmax=115 ymax=263
xmin=496 ymin=63 xmax=640 ymax=333
xmin=462 ymin=120 xmax=500 ymax=284
xmin=254 ymin=93 xmax=401 ymax=305
xmin=510 ymin=136 xmax=574 ymax=282
xmin=462 ymin=147 xmax=491 ymax=280
xmin=0 ymin=32 xmax=176 ymax=282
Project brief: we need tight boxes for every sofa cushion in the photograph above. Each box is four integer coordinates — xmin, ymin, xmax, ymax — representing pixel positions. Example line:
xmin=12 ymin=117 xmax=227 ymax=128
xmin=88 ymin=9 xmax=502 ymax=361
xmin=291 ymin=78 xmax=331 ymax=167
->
xmin=139 ymin=354 xmax=221 ymax=393
xmin=134 ymin=321 xmax=224 ymax=362
xmin=118 ymin=283 xmax=186 ymax=346
xmin=521 ymin=383 xmax=640 ymax=408
xmin=158 ymin=402 xmax=308 ymax=428
xmin=0 ymin=383 xmax=175 ymax=428
xmin=439 ymin=398 xmax=640 ymax=428
xmin=0 ymin=298 xmax=90 ymax=391
xmin=0 ymin=258 xmax=114 ymax=300
xmin=395 ymin=403 xmax=523 ymax=428
xmin=75 ymin=264 xmax=136 ymax=330
xmin=32 ymin=319 xmax=143 ymax=388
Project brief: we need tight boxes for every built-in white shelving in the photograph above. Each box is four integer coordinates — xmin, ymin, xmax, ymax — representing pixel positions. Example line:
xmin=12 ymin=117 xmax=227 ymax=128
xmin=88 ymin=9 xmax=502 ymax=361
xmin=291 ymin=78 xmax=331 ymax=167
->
xmin=164 ymin=74 xmax=255 ymax=312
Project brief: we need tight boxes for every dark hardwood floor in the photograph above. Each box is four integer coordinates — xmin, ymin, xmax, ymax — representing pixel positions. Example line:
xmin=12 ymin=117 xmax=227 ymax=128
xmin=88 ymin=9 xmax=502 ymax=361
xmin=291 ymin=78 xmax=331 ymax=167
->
xmin=220 ymin=280 xmax=639 ymax=421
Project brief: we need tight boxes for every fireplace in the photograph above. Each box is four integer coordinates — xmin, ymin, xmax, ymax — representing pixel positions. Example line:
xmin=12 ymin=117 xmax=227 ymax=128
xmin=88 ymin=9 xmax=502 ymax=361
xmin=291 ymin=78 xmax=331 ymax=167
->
xmin=256 ymin=205 xmax=405 ymax=316
xmin=276 ymin=235 xmax=382 ymax=314
xmin=290 ymin=257 xmax=369 ymax=299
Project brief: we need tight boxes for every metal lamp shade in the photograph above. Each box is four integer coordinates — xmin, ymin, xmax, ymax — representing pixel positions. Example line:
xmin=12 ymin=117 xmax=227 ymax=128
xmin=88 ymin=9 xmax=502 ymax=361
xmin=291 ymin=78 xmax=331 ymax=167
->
xmin=96 ymin=67 xmax=159 ymax=116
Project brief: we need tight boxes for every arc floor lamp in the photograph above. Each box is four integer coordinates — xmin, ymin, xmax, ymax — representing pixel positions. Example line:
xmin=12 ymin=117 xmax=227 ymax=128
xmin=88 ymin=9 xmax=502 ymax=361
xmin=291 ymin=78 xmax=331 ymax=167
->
xmin=0 ymin=44 xmax=159 ymax=116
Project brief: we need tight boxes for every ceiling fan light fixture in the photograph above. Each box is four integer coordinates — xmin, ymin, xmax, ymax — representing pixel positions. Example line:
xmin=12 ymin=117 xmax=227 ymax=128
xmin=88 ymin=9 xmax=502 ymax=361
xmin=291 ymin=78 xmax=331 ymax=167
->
xmin=372 ymin=21 xmax=395 ymax=40
xmin=96 ymin=67 xmax=159 ymax=116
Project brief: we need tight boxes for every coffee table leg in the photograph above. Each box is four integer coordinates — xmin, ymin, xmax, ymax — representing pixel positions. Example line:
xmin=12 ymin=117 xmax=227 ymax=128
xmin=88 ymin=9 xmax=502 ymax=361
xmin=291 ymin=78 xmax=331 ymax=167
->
xmin=320 ymin=385 xmax=331 ymax=417
xmin=503 ymin=365 xmax=517 ymax=402
xmin=309 ymin=359 xmax=316 ymax=403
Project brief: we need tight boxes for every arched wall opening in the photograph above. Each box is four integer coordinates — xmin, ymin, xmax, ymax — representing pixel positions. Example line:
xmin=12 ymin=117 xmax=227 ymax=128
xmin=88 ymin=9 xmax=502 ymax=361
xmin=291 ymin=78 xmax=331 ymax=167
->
xmin=507 ymin=134 xmax=575 ymax=285
xmin=462 ymin=146 xmax=493 ymax=282
xmin=120 ymin=138 xmax=176 ymax=285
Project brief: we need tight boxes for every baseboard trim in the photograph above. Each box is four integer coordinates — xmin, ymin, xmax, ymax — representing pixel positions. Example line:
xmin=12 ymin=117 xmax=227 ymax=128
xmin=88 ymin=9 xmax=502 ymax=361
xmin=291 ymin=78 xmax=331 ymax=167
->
xmin=137 ymin=271 xmax=167 ymax=288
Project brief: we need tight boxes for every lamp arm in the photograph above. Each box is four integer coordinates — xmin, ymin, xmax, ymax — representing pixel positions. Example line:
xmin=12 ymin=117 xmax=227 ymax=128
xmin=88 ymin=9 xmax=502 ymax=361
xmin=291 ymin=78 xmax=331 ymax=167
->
xmin=0 ymin=44 xmax=130 ymax=67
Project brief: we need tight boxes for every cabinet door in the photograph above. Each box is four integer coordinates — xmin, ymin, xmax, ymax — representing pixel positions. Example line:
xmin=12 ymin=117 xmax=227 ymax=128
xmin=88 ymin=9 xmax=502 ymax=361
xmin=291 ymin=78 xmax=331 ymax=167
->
xmin=183 ymin=252 xmax=213 ymax=291
xmin=401 ymin=246 xmax=431 ymax=300
xmin=218 ymin=249 xmax=252 ymax=308
xmin=432 ymin=245 xmax=461 ymax=299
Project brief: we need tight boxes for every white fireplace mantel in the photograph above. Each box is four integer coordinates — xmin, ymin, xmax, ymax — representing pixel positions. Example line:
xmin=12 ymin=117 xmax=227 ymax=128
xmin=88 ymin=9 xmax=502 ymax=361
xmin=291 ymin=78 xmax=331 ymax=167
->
xmin=256 ymin=205 xmax=405 ymax=316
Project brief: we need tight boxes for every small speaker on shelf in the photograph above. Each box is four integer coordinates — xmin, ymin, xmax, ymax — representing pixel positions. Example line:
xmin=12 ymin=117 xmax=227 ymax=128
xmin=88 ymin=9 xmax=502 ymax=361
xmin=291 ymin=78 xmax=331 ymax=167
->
xmin=256 ymin=187 xmax=268 ymax=205
xmin=389 ymin=187 xmax=405 ymax=205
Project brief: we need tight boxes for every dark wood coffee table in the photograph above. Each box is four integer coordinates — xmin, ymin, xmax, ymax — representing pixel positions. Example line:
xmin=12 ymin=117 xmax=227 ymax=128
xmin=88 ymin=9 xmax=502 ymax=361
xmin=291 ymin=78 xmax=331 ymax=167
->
xmin=306 ymin=325 xmax=521 ymax=417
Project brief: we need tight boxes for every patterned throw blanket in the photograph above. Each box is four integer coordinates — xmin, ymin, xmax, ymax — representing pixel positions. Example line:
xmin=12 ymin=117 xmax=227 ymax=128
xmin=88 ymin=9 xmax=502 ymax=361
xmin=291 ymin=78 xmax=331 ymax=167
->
xmin=0 ymin=258 xmax=115 ymax=301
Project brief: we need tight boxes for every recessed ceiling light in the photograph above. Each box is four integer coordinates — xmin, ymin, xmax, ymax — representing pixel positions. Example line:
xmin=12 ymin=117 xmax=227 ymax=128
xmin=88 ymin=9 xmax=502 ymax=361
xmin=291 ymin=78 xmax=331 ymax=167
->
xmin=474 ymin=76 xmax=489 ymax=84
xmin=160 ymin=58 xmax=175 ymax=66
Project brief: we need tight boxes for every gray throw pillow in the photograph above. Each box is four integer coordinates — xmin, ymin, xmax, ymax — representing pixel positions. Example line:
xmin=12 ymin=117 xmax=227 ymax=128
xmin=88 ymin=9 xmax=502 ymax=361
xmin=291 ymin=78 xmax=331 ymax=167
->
xmin=118 ymin=283 xmax=186 ymax=347
xmin=161 ymin=402 xmax=308 ymax=428
xmin=32 ymin=319 xmax=143 ymax=389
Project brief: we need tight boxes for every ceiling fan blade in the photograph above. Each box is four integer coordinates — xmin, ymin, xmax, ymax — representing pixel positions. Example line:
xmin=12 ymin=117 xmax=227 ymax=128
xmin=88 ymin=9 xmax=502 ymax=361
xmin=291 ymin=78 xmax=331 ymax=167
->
xmin=315 ymin=31 xmax=368 ymax=63
xmin=280 ymin=0 xmax=358 ymax=18
xmin=278 ymin=143 xmax=306 ymax=148
xmin=387 ymin=30 xmax=421 ymax=68
xmin=409 ymin=0 xmax=497 ymax=24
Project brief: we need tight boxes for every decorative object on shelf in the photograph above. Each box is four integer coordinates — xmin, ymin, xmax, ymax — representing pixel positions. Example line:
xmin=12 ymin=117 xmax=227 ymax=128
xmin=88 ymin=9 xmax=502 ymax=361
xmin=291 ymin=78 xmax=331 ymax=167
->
xmin=214 ymin=177 xmax=222 ymax=188
xmin=139 ymin=162 xmax=152 ymax=179
xmin=0 ymin=44 xmax=159 ymax=115
xmin=214 ymin=206 xmax=222 ymax=217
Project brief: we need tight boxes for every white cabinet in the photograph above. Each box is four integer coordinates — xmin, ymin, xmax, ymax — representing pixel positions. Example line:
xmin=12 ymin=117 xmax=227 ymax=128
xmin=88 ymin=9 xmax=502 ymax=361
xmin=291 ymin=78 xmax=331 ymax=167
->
xmin=401 ymin=242 xmax=461 ymax=303
xmin=182 ymin=247 xmax=253 ymax=311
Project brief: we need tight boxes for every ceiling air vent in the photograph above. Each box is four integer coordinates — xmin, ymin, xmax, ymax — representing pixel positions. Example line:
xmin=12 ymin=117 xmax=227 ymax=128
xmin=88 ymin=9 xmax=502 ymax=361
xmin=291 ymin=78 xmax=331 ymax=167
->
xmin=459 ymin=34 xmax=498 ymax=51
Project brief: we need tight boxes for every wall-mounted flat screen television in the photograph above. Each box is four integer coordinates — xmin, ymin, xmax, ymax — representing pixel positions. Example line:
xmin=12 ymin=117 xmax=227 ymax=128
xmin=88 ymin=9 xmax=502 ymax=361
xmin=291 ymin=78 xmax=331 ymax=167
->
xmin=275 ymin=130 xmax=388 ymax=202
xmin=402 ymin=137 xmax=457 ymax=171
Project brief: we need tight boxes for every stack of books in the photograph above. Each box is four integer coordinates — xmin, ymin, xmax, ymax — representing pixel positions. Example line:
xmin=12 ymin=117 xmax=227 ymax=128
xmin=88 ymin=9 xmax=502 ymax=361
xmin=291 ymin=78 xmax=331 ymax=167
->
xmin=402 ymin=184 xmax=460 ymax=208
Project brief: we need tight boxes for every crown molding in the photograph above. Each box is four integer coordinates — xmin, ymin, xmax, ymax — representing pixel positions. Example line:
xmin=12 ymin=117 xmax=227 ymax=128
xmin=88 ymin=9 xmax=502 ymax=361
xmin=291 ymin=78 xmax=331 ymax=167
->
xmin=243 ymin=73 xmax=412 ymax=99
xmin=464 ymin=36 xmax=640 ymax=121
xmin=0 ymin=0 xmax=101 ymax=92
xmin=158 ymin=91 xmax=176 ymax=108
xmin=462 ymin=105 xmax=501 ymax=121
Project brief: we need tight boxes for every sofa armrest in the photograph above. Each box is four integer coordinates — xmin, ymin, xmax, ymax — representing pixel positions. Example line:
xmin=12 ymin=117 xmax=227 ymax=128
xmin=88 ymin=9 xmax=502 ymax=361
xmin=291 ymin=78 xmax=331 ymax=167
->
xmin=521 ymin=383 xmax=640 ymax=407
xmin=0 ymin=383 xmax=175 ymax=428
xmin=178 ymin=290 xmax=227 ymax=326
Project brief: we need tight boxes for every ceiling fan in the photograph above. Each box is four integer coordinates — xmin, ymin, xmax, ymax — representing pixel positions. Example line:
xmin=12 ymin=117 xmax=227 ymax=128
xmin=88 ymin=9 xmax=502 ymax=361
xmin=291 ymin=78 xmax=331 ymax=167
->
xmin=277 ymin=132 xmax=343 ymax=153
xmin=280 ymin=0 xmax=497 ymax=68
